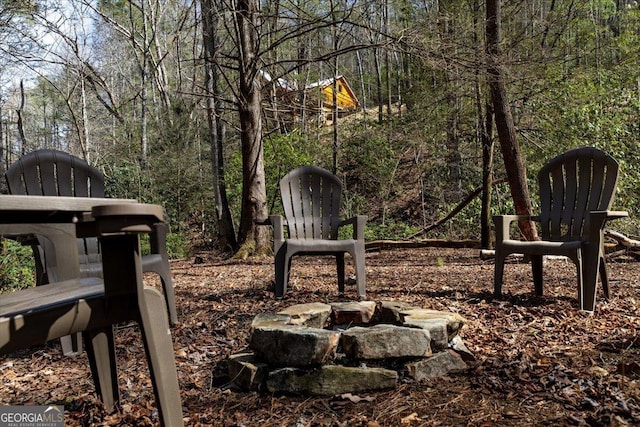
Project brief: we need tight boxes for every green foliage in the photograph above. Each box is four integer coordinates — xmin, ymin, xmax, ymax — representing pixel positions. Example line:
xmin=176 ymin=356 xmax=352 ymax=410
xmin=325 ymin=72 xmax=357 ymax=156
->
xmin=341 ymin=127 xmax=397 ymax=195
xmin=98 ymin=103 xmax=216 ymax=237
xmin=522 ymin=38 xmax=640 ymax=222
xmin=0 ymin=240 xmax=35 ymax=293
xmin=139 ymin=232 xmax=189 ymax=259
xmin=163 ymin=232 xmax=190 ymax=259
xmin=102 ymin=159 xmax=152 ymax=200
xmin=224 ymin=147 xmax=244 ymax=224
xmin=263 ymin=131 xmax=325 ymax=208
xmin=222 ymin=130 xmax=331 ymax=241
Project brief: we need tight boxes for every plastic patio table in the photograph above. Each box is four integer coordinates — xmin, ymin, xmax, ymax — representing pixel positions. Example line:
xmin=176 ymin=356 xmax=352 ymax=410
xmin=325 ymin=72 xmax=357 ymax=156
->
xmin=0 ymin=195 xmax=183 ymax=427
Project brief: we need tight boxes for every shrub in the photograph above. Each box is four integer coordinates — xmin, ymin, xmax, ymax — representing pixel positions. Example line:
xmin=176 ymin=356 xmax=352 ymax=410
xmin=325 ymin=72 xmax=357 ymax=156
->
xmin=0 ymin=240 xmax=35 ymax=292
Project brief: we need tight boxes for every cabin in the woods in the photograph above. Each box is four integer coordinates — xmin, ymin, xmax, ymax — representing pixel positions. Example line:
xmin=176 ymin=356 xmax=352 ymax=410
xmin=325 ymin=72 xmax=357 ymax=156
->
xmin=306 ymin=76 xmax=359 ymax=113
xmin=260 ymin=71 xmax=360 ymax=129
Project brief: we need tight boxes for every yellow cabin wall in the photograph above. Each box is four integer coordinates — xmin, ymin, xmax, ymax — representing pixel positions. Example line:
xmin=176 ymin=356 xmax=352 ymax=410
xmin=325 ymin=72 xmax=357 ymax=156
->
xmin=320 ymin=81 xmax=358 ymax=110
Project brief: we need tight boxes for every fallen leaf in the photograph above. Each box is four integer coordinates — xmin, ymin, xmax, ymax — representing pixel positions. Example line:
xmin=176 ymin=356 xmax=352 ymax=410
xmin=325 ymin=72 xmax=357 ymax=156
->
xmin=335 ymin=393 xmax=375 ymax=403
xmin=401 ymin=412 xmax=420 ymax=424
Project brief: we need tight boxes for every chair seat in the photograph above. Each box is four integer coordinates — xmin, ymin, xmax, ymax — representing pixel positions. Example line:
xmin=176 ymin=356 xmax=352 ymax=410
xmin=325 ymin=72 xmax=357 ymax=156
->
xmin=0 ymin=277 xmax=104 ymax=318
xmin=284 ymin=238 xmax=359 ymax=254
xmin=501 ymin=239 xmax=584 ymax=256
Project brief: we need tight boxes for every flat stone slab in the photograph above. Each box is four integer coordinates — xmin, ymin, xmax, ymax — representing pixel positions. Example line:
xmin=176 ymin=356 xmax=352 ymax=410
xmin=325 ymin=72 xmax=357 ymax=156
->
xmin=403 ymin=318 xmax=448 ymax=351
xmin=267 ymin=365 xmax=398 ymax=395
xmin=228 ymin=352 xmax=269 ymax=390
xmin=250 ymin=326 xmax=339 ymax=367
xmin=251 ymin=313 xmax=291 ymax=331
xmin=277 ymin=302 xmax=332 ymax=328
xmin=330 ymin=301 xmax=377 ymax=325
xmin=406 ymin=350 xmax=468 ymax=381
xmin=400 ymin=308 xmax=467 ymax=337
xmin=378 ymin=300 xmax=415 ymax=323
xmin=341 ymin=324 xmax=432 ymax=359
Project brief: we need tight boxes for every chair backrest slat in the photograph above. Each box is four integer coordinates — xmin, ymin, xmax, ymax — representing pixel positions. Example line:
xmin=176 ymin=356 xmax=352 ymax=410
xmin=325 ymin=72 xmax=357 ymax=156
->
xmin=561 ymin=159 xmax=578 ymax=235
xmin=280 ymin=166 xmax=342 ymax=240
xmin=537 ymin=147 xmax=619 ymax=241
xmin=288 ymin=173 xmax=305 ymax=238
xmin=55 ymin=156 xmax=74 ymax=196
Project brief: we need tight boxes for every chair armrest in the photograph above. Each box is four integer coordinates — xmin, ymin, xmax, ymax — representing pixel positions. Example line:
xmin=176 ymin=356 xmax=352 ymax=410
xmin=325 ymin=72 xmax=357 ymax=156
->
xmin=269 ymin=215 xmax=287 ymax=254
xmin=587 ymin=210 xmax=629 ymax=239
xmin=595 ymin=210 xmax=629 ymax=221
xmin=254 ymin=217 xmax=272 ymax=226
xmin=493 ymin=214 xmax=539 ymax=243
xmin=268 ymin=215 xmax=286 ymax=237
xmin=340 ymin=215 xmax=367 ymax=240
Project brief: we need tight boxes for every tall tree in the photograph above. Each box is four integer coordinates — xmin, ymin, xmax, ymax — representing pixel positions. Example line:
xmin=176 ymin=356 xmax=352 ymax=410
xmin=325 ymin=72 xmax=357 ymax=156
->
xmin=235 ymin=0 xmax=270 ymax=257
xmin=486 ymin=0 xmax=536 ymax=241
xmin=201 ymin=0 xmax=237 ymax=251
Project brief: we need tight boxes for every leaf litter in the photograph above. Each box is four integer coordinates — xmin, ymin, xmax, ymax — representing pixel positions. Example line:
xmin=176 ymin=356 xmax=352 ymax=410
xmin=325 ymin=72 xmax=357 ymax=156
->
xmin=0 ymin=247 xmax=639 ymax=426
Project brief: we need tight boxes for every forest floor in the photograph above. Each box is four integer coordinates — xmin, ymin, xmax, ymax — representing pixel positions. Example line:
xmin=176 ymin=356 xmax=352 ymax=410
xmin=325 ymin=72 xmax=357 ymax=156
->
xmin=1 ymin=247 xmax=640 ymax=426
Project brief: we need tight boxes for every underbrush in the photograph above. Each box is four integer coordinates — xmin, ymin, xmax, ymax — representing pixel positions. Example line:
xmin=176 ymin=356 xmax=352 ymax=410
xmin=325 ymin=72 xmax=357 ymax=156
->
xmin=0 ymin=239 xmax=35 ymax=292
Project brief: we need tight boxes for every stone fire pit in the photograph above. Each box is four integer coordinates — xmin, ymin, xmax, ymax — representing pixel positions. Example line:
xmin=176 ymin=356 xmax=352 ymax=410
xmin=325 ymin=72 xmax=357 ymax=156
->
xmin=228 ymin=300 xmax=473 ymax=395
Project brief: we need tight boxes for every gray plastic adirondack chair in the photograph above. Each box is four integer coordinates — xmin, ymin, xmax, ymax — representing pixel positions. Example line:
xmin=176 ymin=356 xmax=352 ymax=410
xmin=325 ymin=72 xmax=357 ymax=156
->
xmin=493 ymin=146 xmax=628 ymax=311
xmin=269 ymin=166 xmax=366 ymax=298
xmin=5 ymin=149 xmax=178 ymax=325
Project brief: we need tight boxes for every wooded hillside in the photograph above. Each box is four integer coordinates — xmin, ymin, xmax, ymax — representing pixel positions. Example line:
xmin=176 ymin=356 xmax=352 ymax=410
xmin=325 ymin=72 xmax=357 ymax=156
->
xmin=1 ymin=0 xmax=639 ymax=253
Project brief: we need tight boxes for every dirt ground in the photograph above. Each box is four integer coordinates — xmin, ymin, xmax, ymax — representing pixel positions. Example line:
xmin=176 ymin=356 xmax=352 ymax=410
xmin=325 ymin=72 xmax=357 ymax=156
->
xmin=1 ymin=247 xmax=639 ymax=426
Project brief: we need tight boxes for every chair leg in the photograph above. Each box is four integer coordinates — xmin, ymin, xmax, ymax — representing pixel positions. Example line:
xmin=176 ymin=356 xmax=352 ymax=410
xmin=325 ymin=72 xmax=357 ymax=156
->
xmin=138 ymin=287 xmax=184 ymax=427
xmin=531 ymin=255 xmax=544 ymax=296
xmin=84 ymin=326 xmax=119 ymax=413
xmin=354 ymin=246 xmax=366 ymax=300
xmin=494 ymin=249 xmax=506 ymax=298
xmin=101 ymin=233 xmax=183 ymax=426
xmin=336 ymin=253 xmax=345 ymax=294
xmin=161 ymin=273 xmax=178 ymax=326
xmin=60 ymin=333 xmax=83 ymax=356
xmin=274 ymin=247 xmax=287 ymax=298
xmin=143 ymin=255 xmax=178 ymax=325
xmin=599 ymin=256 xmax=610 ymax=300
xmin=579 ymin=249 xmax=601 ymax=311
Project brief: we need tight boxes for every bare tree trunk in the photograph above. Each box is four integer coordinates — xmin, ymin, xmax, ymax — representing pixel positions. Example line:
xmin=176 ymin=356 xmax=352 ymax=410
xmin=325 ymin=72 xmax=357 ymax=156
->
xmin=356 ymin=50 xmax=367 ymax=114
xmin=486 ymin=0 xmax=537 ymax=241
xmin=384 ymin=0 xmax=392 ymax=116
xmin=440 ymin=8 xmax=461 ymax=202
xmin=445 ymin=105 xmax=461 ymax=201
xmin=235 ymin=0 xmax=270 ymax=257
xmin=331 ymin=0 xmax=342 ymax=174
xmin=201 ymin=0 xmax=237 ymax=252
xmin=474 ymin=0 xmax=494 ymax=249
xmin=481 ymin=100 xmax=494 ymax=248
xmin=332 ymin=76 xmax=339 ymax=175
xmin=80 ymin=77 xmax=90 ymax=161
xmin=17 ymin=80 xmax=27 ymax=156
xmin=134 ymin=0 xmax=149 ymax=165
xmin=375 ymin=47 xmax=383 ymax=124
xmin=332 ymin=38 xmax=340 ymax=174
xmin=0 ymin=105 xmax=5 ymax=193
